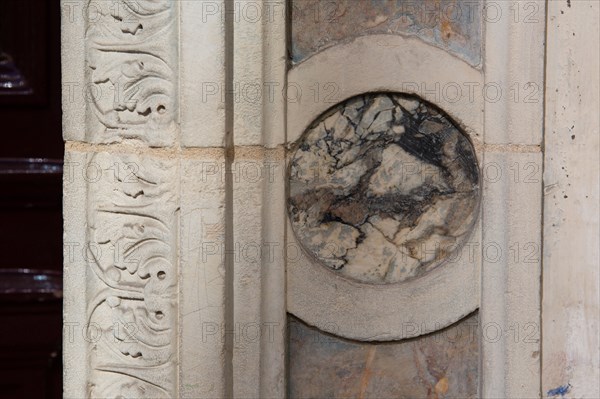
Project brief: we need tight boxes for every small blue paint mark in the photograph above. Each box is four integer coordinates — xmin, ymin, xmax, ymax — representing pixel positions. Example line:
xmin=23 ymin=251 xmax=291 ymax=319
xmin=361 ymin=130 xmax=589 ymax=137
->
xmin=547 ymin=383 xmax=571 ymax=397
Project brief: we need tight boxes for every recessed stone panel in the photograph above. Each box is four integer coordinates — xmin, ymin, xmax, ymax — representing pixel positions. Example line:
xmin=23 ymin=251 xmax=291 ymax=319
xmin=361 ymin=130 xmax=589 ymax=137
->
xmin=288 ymin=312 xmax=479 ymax=398
xmin=288 ymin=93 xmax=480 ymax=284
xmin=290 ymin=0 xmax=482 ymax=66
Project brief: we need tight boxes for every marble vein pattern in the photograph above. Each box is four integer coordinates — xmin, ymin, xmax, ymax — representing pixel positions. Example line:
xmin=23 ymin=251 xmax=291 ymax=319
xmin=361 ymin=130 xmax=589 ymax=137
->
xmin=288 ymin=93 xmax=480 ymax=284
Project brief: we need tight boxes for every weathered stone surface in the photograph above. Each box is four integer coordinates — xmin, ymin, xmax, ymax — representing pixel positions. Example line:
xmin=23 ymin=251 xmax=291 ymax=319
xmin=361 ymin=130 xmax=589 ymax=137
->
xmin=542 ymin=2 xmax=600 ymax=396
xmin=288 ymin=312 xmax=479 ymax=399
xmin=288 ymin=93 xmax=480 ymax=284
xmin=179 ymin=155 xmax=228 ymax=399
xmin=290 ymin=0 xmax=482 ymax=66
xmin=85 ymin=152 xmax=178 ymax=398
xmin=84 ymin=0 xmax=177 ymax=145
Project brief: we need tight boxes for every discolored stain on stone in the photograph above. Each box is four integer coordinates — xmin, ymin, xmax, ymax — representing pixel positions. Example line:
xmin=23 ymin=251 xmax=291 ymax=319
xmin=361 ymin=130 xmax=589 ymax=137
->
xmin=287 ymin=312 xmax=479 ymax=399
xmin=290 ymin=0 xmax=482 ymax=66
xmin=288 ymin=93 xmax=480 ymax=284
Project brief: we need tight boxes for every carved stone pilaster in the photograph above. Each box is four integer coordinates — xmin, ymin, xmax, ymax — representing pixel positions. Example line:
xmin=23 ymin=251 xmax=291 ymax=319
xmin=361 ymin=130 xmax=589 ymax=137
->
xmin=85 ymin=153 xmax=178 ymax=398
xmin=64 ymin=1 xmax=183 ymax=397
xmin=85 ymin=0 xmax=177 ymax=145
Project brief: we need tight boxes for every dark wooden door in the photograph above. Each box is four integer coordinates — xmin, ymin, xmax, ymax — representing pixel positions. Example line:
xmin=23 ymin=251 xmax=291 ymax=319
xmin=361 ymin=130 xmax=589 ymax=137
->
xmin=0 ymin=0 xmax=63 ymax=397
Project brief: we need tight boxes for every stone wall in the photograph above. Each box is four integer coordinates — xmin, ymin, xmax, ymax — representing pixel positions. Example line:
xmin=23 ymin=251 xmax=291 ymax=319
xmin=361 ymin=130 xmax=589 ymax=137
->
xmin=61 ymin=0 xmax=599 ymax=398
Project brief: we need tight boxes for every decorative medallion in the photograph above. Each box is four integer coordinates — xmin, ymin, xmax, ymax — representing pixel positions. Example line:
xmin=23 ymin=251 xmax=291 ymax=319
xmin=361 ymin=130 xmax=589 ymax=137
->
xmin=288 ymin=93 xmax=480 ymax=284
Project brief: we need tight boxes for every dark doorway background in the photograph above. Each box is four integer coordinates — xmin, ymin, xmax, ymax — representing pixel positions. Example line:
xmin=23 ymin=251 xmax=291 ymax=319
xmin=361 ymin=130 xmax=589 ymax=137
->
xmin=0 ymin=0 xmax=63 ymax=397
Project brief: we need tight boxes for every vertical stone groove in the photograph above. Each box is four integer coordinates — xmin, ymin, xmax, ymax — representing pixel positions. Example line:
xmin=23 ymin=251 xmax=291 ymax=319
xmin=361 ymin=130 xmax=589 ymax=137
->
xmin=224 ymin=0 xmax=236 ymax=396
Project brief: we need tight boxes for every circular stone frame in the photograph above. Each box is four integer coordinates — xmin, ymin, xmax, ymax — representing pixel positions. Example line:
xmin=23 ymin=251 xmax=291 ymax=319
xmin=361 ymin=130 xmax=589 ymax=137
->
xmin=287 ymin=92 xmax=481 ymax=285
xmin=286 ymin=34 xmax=484 ymax=341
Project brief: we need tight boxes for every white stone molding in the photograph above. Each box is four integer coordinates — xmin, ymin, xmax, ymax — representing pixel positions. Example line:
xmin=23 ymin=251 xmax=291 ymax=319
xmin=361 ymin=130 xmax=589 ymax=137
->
xmin=63 ymin=151 xmax=89 ymax=399
xmin=480 ymin=0 xmax=545 ymax=397
xmin=231 ymin=149 xmax=286 ymax=399
xmin=177 ymin=1 xmax=230 ymax=397
xmin=542 ymin=1 xmax=599 ymax=397
xmin=480 ymin=150 xmax=542 ymax=398
xmin=61 ymin=1 xmax=86 ymax=141
xmin=483 ymin=0 xmax=546 ymax=145
xmin=180 ymin=0 xmax=226 ymax=148
xmin=286 ymin=34 xmax=484 ymax=341
xmin=230 ymin=1 xmax=287 ymax=397
xmin=233 ymin=0 xmax=286 ymax=147
xmin=179 ymin=151 xmax=229 ymax=399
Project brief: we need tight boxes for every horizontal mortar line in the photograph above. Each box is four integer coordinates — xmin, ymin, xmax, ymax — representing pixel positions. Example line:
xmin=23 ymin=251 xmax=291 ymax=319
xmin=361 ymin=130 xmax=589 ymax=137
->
xmin=483 ymin=143 xmax=542 ymax=153
xmin=65 ymin=141 xmax=180 ymax=157
xmin=64 ymin=141 xmax=286 ymax=159
xmin=65 ymin=141 xmax=540 ymax=156
xmin=230 ymin=145 xmax=286 ymax=160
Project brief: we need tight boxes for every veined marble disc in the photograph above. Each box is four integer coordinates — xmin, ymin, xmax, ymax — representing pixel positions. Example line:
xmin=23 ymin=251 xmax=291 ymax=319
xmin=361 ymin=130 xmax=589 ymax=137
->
xmin=288 ymin=93 xmax=480 ymax=284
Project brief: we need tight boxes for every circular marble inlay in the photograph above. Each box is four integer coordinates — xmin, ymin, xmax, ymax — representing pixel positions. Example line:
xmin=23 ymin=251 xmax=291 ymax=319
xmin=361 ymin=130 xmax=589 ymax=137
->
xmin=288 ymin=93 xmax=480 ymax=284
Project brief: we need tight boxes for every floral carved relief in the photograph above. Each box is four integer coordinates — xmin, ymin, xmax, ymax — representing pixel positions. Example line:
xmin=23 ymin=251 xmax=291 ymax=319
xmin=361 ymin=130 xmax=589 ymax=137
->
xmin=85 ymin=153 xmax=178 ymax=398
xmin=85 ymin=0 xmax=177 ymax=145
